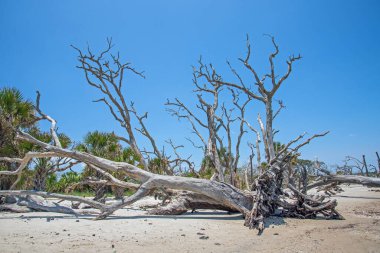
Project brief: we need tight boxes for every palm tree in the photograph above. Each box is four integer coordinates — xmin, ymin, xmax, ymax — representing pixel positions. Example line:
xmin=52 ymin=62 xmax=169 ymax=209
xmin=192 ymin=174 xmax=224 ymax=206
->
xmin=0 ymin=87 xmax=35 ymax=190
xmin=77 ymin=131 xmax=142 ymax=199
xmin=24 ymin=127 xmax=72 ymax=191
xmin=55 ymin=171 xmax=82 ymax=193
xmin=77 ymin=131 xmax=124 ymax=200
xmin=198 ymin=147 xmax=233 ymax=180
xmin=0 ymin=87 xmax=35 ymax=156
xmin=78 ymin=131 xmax=121 ymax=157
xmin=0 ymin=88 xmax=65 ymax=191
xmin=0 ymin=87 xmax=35 ymax=126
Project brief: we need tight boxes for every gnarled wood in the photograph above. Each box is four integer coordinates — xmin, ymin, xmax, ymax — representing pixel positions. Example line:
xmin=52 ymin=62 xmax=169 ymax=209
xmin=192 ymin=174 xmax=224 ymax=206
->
xmin=308 ymin=175 xmax=380 ymax=190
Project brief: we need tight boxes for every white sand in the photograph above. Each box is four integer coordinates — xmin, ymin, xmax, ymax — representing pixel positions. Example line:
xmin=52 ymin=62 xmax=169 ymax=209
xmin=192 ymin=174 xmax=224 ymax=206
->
xmin=0 ymin=185 xmax=379 ymax=253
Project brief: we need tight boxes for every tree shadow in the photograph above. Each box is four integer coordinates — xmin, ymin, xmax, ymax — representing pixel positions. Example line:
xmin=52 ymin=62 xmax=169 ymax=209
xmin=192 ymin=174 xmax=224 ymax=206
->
xmin=107 ymin=210 xmax=245 ymax=221
xmin=0 ymin=214 xmax=75 ymax=220
xmin=334 ymin=195 xmax=380 ymax=200
xmin=0 ymin=210 xmax=286 ymax=226
xmin=0 ymin=210 xmax=243 ymax=221
xmin=264 ymin=216 xmax=286 ymax=227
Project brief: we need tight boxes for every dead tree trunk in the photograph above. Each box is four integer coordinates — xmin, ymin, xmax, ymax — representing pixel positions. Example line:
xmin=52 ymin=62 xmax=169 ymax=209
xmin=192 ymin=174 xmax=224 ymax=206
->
xmin=300 ymin=165 xmax=308 ymax=194
xmin=249 ymin=154 xmax=254 ymax=183
xmin=0 ymin=128 xmax=344 ymax=232
xmin=307 ymin=174 xmax=380 ymax=189
xmin=362 ymin=155 xmax=369 ymax=177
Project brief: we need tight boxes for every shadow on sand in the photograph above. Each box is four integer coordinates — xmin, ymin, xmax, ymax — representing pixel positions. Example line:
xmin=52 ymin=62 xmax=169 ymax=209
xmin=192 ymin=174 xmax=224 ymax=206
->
xmin=0 ymin=209 xmax=286 ymax=227
xmin=334 ymin=195 xmax=380 ymax=200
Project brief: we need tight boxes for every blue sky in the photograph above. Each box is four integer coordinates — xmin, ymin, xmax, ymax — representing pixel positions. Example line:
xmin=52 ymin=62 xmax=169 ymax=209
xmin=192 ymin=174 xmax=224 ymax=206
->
xmin=0 ymin=0 xmax=379 ymax=167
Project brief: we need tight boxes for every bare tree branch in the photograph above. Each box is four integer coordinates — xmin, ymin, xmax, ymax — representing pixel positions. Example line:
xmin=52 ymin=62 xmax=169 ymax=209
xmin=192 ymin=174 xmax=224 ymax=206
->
xmin=35 ymin=91 xmax=62 ymax=148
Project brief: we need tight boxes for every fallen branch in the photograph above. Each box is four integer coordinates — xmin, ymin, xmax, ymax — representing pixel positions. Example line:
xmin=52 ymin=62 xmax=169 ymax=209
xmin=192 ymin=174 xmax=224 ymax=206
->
xmin=308 ymin=175 xmax=380 ymax=190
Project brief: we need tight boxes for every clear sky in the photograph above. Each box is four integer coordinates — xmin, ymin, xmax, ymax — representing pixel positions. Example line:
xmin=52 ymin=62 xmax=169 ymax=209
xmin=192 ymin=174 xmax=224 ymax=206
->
xmin=0 ymin=0 xmax=379 ymax=167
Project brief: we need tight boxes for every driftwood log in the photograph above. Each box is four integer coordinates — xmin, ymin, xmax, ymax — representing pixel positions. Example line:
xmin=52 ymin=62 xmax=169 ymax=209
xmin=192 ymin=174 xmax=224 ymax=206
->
xmin=0 ymin=129 xmax=345 ymax=233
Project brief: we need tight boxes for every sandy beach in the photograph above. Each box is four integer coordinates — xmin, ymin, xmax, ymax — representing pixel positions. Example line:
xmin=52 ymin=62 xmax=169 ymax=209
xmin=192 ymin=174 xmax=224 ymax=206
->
xmin=0 ymin=185 xmax=379 ymax=253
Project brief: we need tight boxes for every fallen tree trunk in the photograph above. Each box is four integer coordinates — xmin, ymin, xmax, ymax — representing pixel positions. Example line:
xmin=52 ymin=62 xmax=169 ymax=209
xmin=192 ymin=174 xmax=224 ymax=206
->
xmin=0 ymin=190 xmax=108 ymax=211
xmin=308 ymin=175 xmax=380 ymax=190
xmin=148 ymin=191 xmax=238 ymax=215
xmin=0 ymin=193 xmax=79 ymax=214
xmin=0 ymin=130 xmax=343 ymax=233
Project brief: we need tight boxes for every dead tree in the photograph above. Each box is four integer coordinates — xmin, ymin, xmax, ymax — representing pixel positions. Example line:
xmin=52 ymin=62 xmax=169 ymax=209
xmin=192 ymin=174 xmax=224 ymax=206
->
xmin=72 ymin=39 xmax=191 ymax=176
xmin=248 ymin=142 xmax=255 ymax=183
xmin=0 ymin=124 xmax=342 ymax=229
xmin=335 ymin=159 xmax=353 ymax=175
xmin=224 ymin=89 xmax=251 ymax=186
xmin=71 ymin=40 xmax=148 ymax=169
xmin=344 ymin=155 xmax=377 ymax=176
xmin=188 ymin=34 xmax=351 ymax=230
xmin=362 ymin=155 xmax=369 ymax=177
xmin=165 ymin=79 xmax=227 ymax=182
xmin=376 ymin=152 xmax=380 ymax=176
xmin=166 ymin=62 xmax=252 ymax=186
xmin=1 ymin=37 xmax=380 ymax=234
